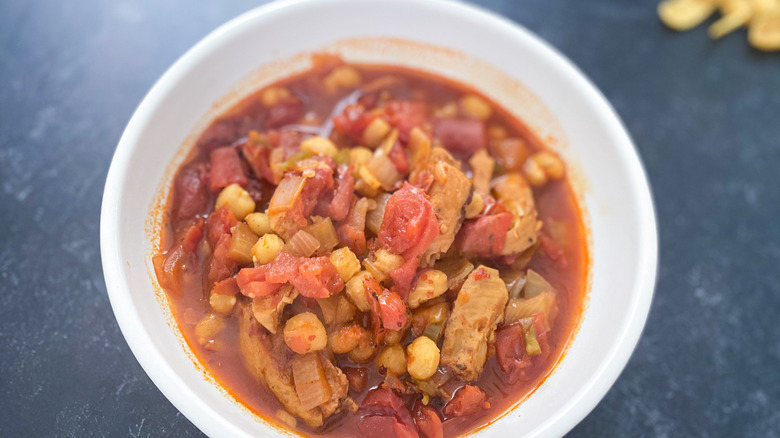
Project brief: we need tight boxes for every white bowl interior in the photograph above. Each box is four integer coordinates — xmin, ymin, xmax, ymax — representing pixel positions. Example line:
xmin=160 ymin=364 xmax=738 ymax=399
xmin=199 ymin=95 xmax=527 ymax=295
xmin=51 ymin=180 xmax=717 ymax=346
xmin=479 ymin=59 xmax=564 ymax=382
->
xmin=101 ymin=1 xmax=657 ymax=437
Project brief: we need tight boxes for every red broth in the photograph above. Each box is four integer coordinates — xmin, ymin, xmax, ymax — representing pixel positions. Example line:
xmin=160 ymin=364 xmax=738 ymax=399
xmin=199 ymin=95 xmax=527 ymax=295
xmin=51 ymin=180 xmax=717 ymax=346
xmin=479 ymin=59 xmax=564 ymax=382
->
xmin=154 ymin=58 xmax=588 ymax=437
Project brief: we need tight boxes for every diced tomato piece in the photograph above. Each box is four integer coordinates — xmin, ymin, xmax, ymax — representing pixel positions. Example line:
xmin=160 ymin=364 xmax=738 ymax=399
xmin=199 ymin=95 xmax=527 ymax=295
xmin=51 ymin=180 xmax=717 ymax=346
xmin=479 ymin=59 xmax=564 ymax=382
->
xmin=336 ymin=197 xmax=371 ymax=255
xmin=388 ymin=140 xmax=410 ymax=174
xmin=378 ymin=183 xmax=440 ymax=295
xmin=329 ymin=165 xmax=356 ymax=221
xmin=363 ymin=275 xmax=387 ymax=343
xmin=209 ymin=147 xmax=248 ymax=193
xmin=267 ymin=130 xmax=303 ymax=157
xmin=242 ymin=142 xmax=275 ymax=183
xmin=378 ymin=184 xmax=438 ymax=256
xmin=154 ymin=219 xmax=205 ymax=296
xmin=173 ymin=165 xmax=210 ymax=223
xmin=299 ymin=164 xmax=336 ymax=220
xmin=264 ymin=98 xmax=303 ymax=129
xmin=358 ymin=388 xmax=418 ymax=438
xmin=358 ymin=415 xmax=418 ymax=438
xmin=539 ymin=232 xmax=568 ymax=268
xmin=197 ymin=117 xmax=255 ymax=153
xmin=378 ymin=290 xmax=408 ymax=330
xmin=205 ymin=206 xmax=237 ymax=247
xmin=386 ymin=101 xmax=427 ymax=142
xmin=179 ymin=218 xmax=205 ymax=252
xmin=433 ymin=118 xmax=486 ymax=155
xmin=455 ymin=212 xmax=513 ymax=257
xmin=314 ymin=163 xmax=355 ymax=221
xmin=236 ymin=266 xmax=284 ymax=297
xmin=333 ymin=104 xmax=375 ymax=142
xmin=238 ymin=252 xmax=343 ymax=298
xmin=289 ymin=255 xmax=344 ymax=298
xmin=495 ymin=323 xmax=532 ymax=384
xmin=208 ymin=234 xmax=238 ymax=283
xmin=443 ymin=385 xmax=489 ymax=418
xmin=413 ymin=404 xmax=443 ymax=438
xmin=263 ymin=251 xmax=298 ymax=283
xmin=212 ymin=276 xmax=239 ymax=295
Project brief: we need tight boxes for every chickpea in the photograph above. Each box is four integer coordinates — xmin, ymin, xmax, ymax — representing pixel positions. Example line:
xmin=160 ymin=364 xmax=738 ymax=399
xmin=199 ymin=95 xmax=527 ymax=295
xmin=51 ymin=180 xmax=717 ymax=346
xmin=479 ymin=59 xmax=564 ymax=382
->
xmin=406 ymin=336 xmax=440 ymax=380
xmin=283 ymin=312 xmax=327 ymax=354
xmin=534 ymin=151 xmax=565 ymax=180
xmin=345 ymin=271 xmax=373 ymax=312
xmin=521 ymin=156 xmax=546 ymax=187
xmin=252 ymin=234 xmax=285 ymax=264
xmin=408 ymin=270 xmax=449 ymax=309
xmin=209 ymin=292 xmax=236 ymax=315
xmin=323 ymin=66 xmax=362 ymax=92
xmin=348 ymin=338 xmax=376 ymax=363
xmin=487 ymin=125 xmax=508 ymax=141
xmin=260 ymin=87 xmax=292 ymax=107
xmin=355 ymin=178 xmax=380 ymax=198
xmin=301 ymin=136 xmax=339 ymax=158
xmin=195 ymin=313 xmax=226 ymax=347
xmin=362 ymin=118 xmax=392 ymax=148
xmin=464 ymin=192 xmax=484 ymax=219
xmin=245 ymin=212 xmax=272 ymax=236
xmin=377 ymin=344 xmax=407 ymax=376
xmin=522 ymin=151 xmax=565 ymax=187
xmin=408 ymin=127 xmax=432 ymax=166
xmin=335 ymin=296 xmax=358 ymax=325
xmin=349 ymin=147 xmax=374 ymax=172
xmin=328 ymin=324 xmax=366 ymax=354
xmin=382 ymin=326 xmax=401 ymax=344
xmin=459 ymin=94 xmax=493 ymax=120
xmin=215 ymin=183 xmax=255 ymax=220
xmin=329 ymin=247 xmax=361 ymax=282
xmin=372 ymin=249 xmax=404 ymax=274
xmin=433 ymin=102 xmax=458 ymax=118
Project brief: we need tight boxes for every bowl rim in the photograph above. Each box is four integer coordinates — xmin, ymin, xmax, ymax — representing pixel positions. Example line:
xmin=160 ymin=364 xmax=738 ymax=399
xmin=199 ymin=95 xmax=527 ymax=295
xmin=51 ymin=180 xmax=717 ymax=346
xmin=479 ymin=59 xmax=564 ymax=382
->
xmin=100 ymin=0 xmax=658 ymax=437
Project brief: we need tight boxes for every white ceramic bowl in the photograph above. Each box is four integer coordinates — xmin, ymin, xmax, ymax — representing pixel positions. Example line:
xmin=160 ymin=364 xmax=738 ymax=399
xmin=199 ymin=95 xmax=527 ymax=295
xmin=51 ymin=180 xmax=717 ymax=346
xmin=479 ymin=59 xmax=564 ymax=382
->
xmin=100 ymin=0 xmax=657 ymax=436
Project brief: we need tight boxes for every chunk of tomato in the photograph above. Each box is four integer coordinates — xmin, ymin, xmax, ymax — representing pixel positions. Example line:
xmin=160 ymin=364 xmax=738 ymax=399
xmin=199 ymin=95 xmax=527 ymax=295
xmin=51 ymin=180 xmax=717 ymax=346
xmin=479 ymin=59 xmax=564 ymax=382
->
xmin=443 ymin=385 xmax=489 ymax=418
xmin=433 ymin=118 xmax=486 ymax=156
xmin=209 ymin=146 xmax=248 ymax=193
xmin=413 ymin=404 xmax=443 ymax=438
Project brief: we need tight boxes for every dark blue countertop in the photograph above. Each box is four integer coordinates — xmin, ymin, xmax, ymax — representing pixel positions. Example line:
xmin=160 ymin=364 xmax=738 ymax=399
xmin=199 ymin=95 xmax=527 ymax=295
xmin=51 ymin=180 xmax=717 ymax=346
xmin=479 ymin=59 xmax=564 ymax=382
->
xmin=1 ymin=0 xmax=778 ymax=436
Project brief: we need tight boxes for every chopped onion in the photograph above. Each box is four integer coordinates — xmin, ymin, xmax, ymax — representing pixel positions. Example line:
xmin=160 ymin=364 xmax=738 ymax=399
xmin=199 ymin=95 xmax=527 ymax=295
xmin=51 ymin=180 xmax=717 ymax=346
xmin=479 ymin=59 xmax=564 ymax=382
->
xmin=317 ymin=295 xmax=339 ymax=325
xmin=524 ymin=269 xmax=554 ymax=298
xmin=365 ymin=153 xmax=401 ymax=190
xmin=284 ymin=229 xmax=320 ymax=257
xmin=520 ymin=318 xmax=542 ymax=356
xmin=502 ymin=269 xmax=527 ymax=300
xmin=291 ymin=354 xmax=332 ymax=410
xmin=269 ymin=175 xmax=306 ymax=214
xmin=351 ymin=197 xmax=375 ymax=234
xmin=504 ymin=291 xmax=558 ymax=331
xmin=304 ymin=217 xmax=339 ymax=255
xmin=408 ymin=127 xmax=431 ymax=171
xmin=227 ymin=223 xmax=258 ymax=265
xmin=365 ymin=193 xmax=391 ymax=235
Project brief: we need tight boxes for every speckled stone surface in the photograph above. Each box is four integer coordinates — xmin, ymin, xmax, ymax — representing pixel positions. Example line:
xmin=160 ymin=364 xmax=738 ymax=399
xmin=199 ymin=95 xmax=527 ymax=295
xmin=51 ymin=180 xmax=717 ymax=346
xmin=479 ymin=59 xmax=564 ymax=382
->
xmin=1 ymin=0 xmax=778 ymax=436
